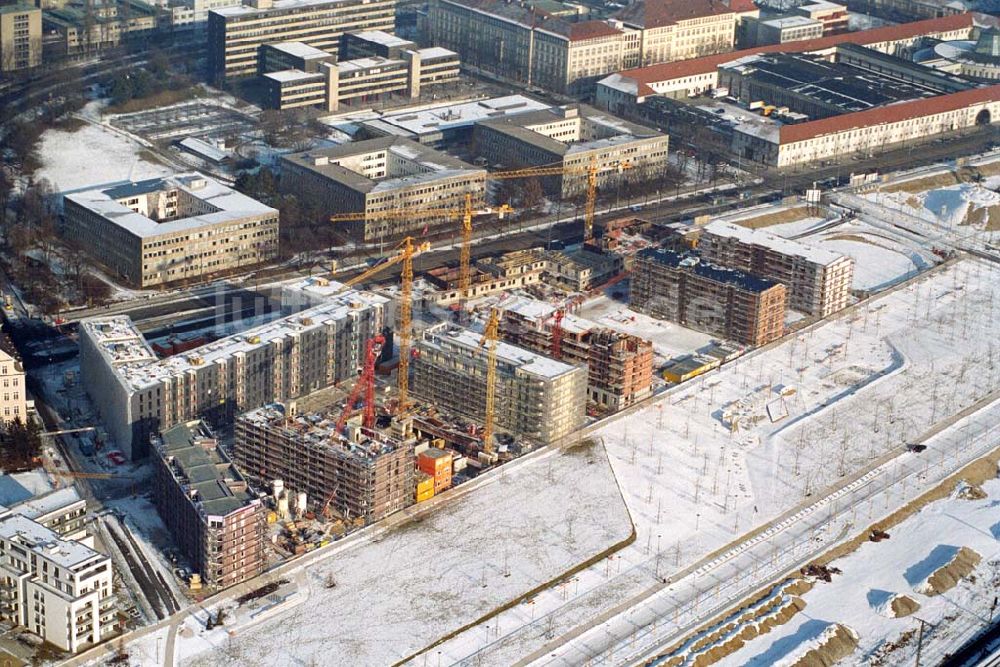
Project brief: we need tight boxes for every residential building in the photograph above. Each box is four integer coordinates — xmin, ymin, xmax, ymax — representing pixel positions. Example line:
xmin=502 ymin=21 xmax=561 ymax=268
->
xmin=10 ymin=487 xmax=88 ymax=542
xmin=261 ymin=44 xmax=459 ymax=111
xmin=630 ymin=248 xmax=786 ymax=347
xmin=428 ymin=0 xmax=756 ymax=94
xmin=699 ymin=220 xmax=854 ymax=316
xmin=280 ymin=138 xmax=485 ymax=243
xmin=543 ymin=247 xmax=623 ymax=291
xmin=472 ymin=104 xmax=669 ymax=199
xmin=0 ymin=336 xmax=27 ymax=424
xmin=153 ymin=420 xmax=266 ymax=588
xmin=235 ymin=404 xmax=418 ymax=523
xmin=497 ymin=295 xmax=653 ymax=411
xmin=62 ymin=173 xmax=278 ymax=289
xmin=207 ymin=0 xmax=395 ymax=83
xmin=0 ymin=4 xmax=41 ymax=72
xmin=423 ymin=248 xmax=548 ymax=305
xmin=78 ymin=285 xmax=386 ymax=459
xmin=0 ymin=508 xmax=115 ymax=653
xmin=595 ymin=13 xmax=979 ymax=108
xmin=791 ymin=1 xmax=848 ymax=36
xmin=411 ymin=325 xmax=587 ymax=444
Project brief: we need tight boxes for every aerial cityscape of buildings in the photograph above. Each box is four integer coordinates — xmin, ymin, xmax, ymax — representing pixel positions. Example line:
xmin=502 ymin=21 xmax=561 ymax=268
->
xmin=0 ymin=0 xmax=999 ymax=662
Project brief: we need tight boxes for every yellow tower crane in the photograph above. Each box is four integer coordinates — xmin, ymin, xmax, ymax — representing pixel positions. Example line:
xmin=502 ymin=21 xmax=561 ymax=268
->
xmin=479 ymin=308 xmax=501 ymax=455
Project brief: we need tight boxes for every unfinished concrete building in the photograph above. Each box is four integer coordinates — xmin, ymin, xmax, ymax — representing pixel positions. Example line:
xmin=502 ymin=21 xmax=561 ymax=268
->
xmin=497 ymin=295 xmax=653 ymax=411
xmin=411 ymin=325 xmax=587 ymax=444
xmin=631 ymin=248 xmax=786 ymax=347
xmin=153 ymin=420 xmax=267 ymax=589
xmin=78 ymin=286 xmax=386 ymax=459
xmin=698 ymin=220 xmax=854 ymax=317
xmin=234 ymin=404 xmax=416 ymax=523
xmin=424 ymin=248 xmax=547 ymax=305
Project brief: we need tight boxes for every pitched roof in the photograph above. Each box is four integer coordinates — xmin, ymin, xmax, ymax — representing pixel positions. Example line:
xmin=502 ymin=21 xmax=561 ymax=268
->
xmin=778 ymin=84 xmax=1000 ymax=144
xmin=616 ymin=0 xmax=748 ymax=29
xmin=567 ymin=20 xmax=623 ymax=41
xmin=614 ymin=13 xmax=975 ymax=86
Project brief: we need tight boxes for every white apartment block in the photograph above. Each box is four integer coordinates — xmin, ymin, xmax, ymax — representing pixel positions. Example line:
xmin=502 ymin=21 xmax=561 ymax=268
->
xmin=0 ymin=337 xmax=27 ymax=424
xmin=699 ymin=220 xmax=855 ymax=317
xmin=78 ymin=285 xmax=386 ymax=460
xmin=472 ymin=104 xmax=669 ymax=199
xmin=62 ymin=173 xmax=279 ymax=288
xmin=0 ymin=498 xmax=115 ymax=653
xmin=280 ymin=137 xmax=486 ymax=243
xmin=411 ymin=325 xmax=587 ymax=445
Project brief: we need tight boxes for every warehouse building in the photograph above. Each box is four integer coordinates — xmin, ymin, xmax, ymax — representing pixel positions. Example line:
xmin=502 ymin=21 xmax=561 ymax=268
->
xmin=472 ymin=104 xmax=669 ymax=199
xmin=497 ymin=295 xmax=654 ymax=412
xmin=630 ymin=248 xmax=786 ymax=346
xmin=280 ymin=137 xmax=486 ymax=243
xmin=0 ymin=507 xmax=115 ymax=653
xmin=411 ymin=325 xmax=587 ymax=445
xmin=261 ymin=40 xmax=459 ymax=111
xmin=207 ymin=0 xmax=394 ymax=83
xmin=153 ymin=420 xmax=267 ymax=589
xmin=699 ymin=220 xmax=854 ymax=317
xmin=78 ymin=287 xmax=386 ymax=459
xmin=235 ymin=403 xmax=418 ymax=523
xmin=62 ymin=173 xmax=278 ymax=288
xmin=427 ymin=0 xmax=757 ymax=95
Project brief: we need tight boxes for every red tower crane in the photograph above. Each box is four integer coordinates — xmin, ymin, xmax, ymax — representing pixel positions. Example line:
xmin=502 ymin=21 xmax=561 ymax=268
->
xmin=336 ymin=334 xmax=386 ymax=434
xmin=551 ymin=309 xmax=564 ymax=360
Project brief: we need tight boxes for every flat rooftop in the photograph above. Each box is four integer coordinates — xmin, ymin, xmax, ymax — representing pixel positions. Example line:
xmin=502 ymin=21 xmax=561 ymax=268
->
xmin=0 ymin=513 xmax=104 ymax=570
xmin=348 ymin=30 xmax=413 ymax=48
xmin=267 ymin=40 xmax=331 ymax=59
xmin=159 ymin=420 xmax=257 ymax=518
xmin=213 ymin=0 xmax=359 ymax=18
xmin=720 ymin=51 xmax=966 ymax=115
xmin=353 ymin=95 xmax=553 ymax=139
xmin=703 ymin=219 xmax=850 ymax=266
xmin=12 ymin=487 xmax=83 ymax=522
xmin=420 ymin=325 xmax=581 ymax=380
xmin=477 ymin=104 xmax=663 ymax=156
xmin=63 ymin=172 xmax=276 ymax=239
xmin=81 ymin=289 xmax=387 ymax=391
xmin=282 ymin=136 xmax=484 ymax=194
xmin=637 ymin=247 xmax=782 ymax=293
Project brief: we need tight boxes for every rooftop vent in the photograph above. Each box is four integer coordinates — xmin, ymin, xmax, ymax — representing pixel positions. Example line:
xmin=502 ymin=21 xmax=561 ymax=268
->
xmin=313 ymin=156 xmax=330 ymax=166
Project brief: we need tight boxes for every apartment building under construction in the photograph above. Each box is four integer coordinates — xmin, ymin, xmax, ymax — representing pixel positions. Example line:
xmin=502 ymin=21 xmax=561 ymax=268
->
xmin=411 ymin=325 xmax=587 ymax=444
xmin=234 ymin=403 xmax=416 ymax=523
xmin=497 ymin=295 xmax=653 ymax=412
xmin=631 ymin=248 xmax=786 ymax=347
xmin=698 ymin=220 xmax=854 ymax=317
xmin=78 ymin=286 xmax=386 ymax=459
xmin=153 ymin=420 xmax=267 ymax=589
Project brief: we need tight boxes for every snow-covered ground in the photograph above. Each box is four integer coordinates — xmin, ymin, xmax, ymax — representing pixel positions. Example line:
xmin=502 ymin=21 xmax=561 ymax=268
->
xmin=576 ymin=294 xmax=716 ymax=364
xmin=35 ymin=121 xmax=172 ymax=192
xmin=176 ymin=441 xmax=632 ymax=667
xmin=0 ymin=469 xmax=54 ymax=505
xmin=718 ymin=478 xmax=1000 ymax=666
xmin=424 ymin=257 xmax=1000 ymax=665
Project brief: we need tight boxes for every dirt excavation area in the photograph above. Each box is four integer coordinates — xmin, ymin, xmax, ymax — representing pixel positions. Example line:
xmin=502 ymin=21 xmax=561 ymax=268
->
xmin=713 ymin=477 xmax=1000 ymax=666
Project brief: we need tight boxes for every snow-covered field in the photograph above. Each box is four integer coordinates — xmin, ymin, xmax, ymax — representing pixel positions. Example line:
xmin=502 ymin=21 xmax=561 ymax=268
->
xmin=423 ymin=257 xmax=1000 ymax=665
xmin=35 ymin=122 xmax=172 ymax=192
xmin=718 ymin=478 xmax=1000 ymax=666
xmin=576 ymin=294 xmax=716 ymax=364
xmin=177 ymin=441 xmax=632 ymax=667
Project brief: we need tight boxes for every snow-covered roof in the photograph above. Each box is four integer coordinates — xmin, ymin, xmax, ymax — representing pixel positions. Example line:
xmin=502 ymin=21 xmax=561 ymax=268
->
xmin=0 ymin=514 xmax=105 ymax=569
xmin=352 ymin=95 xmax=553 ymax=139
xmin=267 ymin=40 xmax=330 ymax=59
xmin=421 ymin=325 xmax=580 ymax=380
xmin=63 ymin=172 xmax=277 ymax=239
xmin=703 ymin=220 xmax=850 ymax=266
xmin=348 ymin=30 xmax=412 ymax=47
xmin=418 ymin=46 xmax=458 ymax=60
xmin=264 ymin=69 xmax=322 ymax=83
xmin=11 ymin=487 xmax=83 ymax=522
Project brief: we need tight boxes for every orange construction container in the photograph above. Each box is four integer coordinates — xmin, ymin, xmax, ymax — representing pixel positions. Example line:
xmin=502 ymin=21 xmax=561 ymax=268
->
xmin=417 ymin=447 xmax=453 ymax=493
